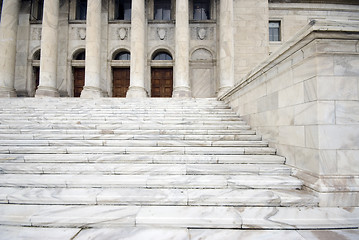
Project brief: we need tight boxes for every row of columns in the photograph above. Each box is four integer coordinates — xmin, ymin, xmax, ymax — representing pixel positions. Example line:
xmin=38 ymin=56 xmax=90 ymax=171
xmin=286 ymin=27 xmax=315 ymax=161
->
xmin=0 ymin=0 xmax=234 ymax=98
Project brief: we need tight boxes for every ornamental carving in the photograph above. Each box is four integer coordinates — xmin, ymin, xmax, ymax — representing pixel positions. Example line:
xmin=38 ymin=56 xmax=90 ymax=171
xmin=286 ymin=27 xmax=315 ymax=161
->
xmin=31 ymin=28 xmax=41 ymax=40
xmin=78 ymin=28 xmax=86 ymax=40
xmin=157 ymin=28 xmax=167 ymax=40
xmin=118 ymin=28 xmax=128 ymax=40
xmin=197 ymin=28 xmax=207 ymax=40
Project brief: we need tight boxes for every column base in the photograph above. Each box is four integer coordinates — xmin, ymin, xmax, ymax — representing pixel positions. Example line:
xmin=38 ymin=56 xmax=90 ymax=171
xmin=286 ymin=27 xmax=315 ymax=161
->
xmin=126 ymin=86 xmax=147 ymax=98
xmin=80 ymin=86 xmax=103 ymax=98
xmin=172 ymin=86 xmax=191 ymax=98
xmin=0 ymin=87 xmax=17 ymax=98
xmin=35 ymin=86 xmax=60 ymax=97
xmin=217 ymin=86 xmax=232 ymax=98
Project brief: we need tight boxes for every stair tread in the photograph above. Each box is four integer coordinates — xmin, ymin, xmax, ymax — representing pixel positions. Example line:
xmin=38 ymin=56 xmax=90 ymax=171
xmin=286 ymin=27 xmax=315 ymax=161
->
xmin=0 ymin=204 xmax=357 ymax=229
xmin=0 ymin=187 xmax=318 ymax=206
xmin=0 ymin=174 xmax=302 ymax=189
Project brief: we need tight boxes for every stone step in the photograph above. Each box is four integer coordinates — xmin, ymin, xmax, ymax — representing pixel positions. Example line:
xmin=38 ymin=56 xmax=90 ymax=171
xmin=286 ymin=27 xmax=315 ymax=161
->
xmin=0 ymin=204 xmax=357 ymax=229
xmin=0 ymin=124 xmax=252 ymax=130
xmin=0 ymin=174 xmax=302 ymax=189
xmin=0 ymin=154 xmax=286 ymax=164
xmin=0 ymin=133 xmax=262 ymax=141
xmin=0 ymin=140 xmax=268 ymax=148
xmin=0 ymin=115 xmax=243 ymax=121
xmin=0 ymin=129 xmax=257 ymax=135
xmin=0 ymin=187 xmax=318 ymax=207
xmin=0 ymin=146 xmax=277 ymax=155
xmin=2 ymin=227 xmax=357 ymax=240
xmin=0 ymin=119 xmax=248 ymax=126
xmin=0 ymin=163 xmax=291 ymax=175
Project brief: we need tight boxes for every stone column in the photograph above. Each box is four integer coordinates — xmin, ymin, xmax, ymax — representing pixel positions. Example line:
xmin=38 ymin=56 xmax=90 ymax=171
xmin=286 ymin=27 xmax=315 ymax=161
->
xmin=0 ymin=0 xmax=20 ymax=97
xmin=81 ymin=0 xmax=103 ymax=98
xmin=173 ymin=0 xmax=191 ymax=98
xmin=126 ymin=0 xmax=147 ymax=98
xmin=218 ymin=0 xmax=234 ymax=97
xmin=36 ymin=0 xmax=60 ymax=97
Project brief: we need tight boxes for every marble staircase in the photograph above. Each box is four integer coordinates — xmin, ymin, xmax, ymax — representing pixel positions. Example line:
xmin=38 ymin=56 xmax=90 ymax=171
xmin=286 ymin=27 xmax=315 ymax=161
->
xmin=0 ymin=98 xmax=358 ymax=233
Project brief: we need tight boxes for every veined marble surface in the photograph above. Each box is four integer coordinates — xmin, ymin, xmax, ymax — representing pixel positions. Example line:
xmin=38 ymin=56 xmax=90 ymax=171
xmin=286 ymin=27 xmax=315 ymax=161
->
xmin=1 ymin=227 xmax=358 ymax=240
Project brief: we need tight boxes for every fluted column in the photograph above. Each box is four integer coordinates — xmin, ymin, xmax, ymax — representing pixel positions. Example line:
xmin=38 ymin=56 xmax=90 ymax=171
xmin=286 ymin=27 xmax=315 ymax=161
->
xmin=81 ymin=0 xmax=103 ymax=98
xmin=36 ymin=0 xmax=60 ymax=97
xmin=218 ymin=0 xmax=234 ymax=97
xmin=173 ymin=0 xmax=191 ymax=98
xmin=126 ymin=0 xmax=147 ymax=98
xmin=0 ymin=0 xmax=20 ymax=97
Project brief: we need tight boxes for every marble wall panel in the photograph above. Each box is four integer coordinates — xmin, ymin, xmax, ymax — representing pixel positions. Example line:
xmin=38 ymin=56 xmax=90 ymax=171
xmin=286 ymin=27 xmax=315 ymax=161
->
xmin=278 ymin=126 xmax=305 ymax=148
xmin=278 ymin=82 xmax=304 ymax=108
xmin=336 ymin=101 xmax=359 ymax=124
xmin=334 ymin=55 xmax=359 ymax=76
xmin=317 ymin=76 xmax=358 ymax=100
xmin=337 ymin=150 xmax=359 ymax=175
xmin=317 ymin=125 xmax=359 ymax=150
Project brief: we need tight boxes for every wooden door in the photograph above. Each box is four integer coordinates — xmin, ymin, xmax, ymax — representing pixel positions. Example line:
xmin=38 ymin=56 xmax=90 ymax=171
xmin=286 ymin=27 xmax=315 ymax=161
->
xmin=113 ymin=68 xmax=130 ymax=97
xmin=151 ymin=68 xmax=173 ymax=97
xmin=73 ymin=68 xmax=85 ymax=97
xmin=33 ymin=67 xmax=40 ymax=90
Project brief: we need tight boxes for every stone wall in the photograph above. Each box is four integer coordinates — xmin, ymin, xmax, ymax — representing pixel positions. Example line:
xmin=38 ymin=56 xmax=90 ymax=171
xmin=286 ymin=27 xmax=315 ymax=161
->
xmin=269 ymin=2 xmax=359 ymax=54
xmin=219 ymin=20 xmax=359 ymax=207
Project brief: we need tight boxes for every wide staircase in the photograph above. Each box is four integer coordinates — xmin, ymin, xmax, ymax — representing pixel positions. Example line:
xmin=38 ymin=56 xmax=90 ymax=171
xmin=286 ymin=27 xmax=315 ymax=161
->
xmin=0 ymin=98 xmax=357 ymax=238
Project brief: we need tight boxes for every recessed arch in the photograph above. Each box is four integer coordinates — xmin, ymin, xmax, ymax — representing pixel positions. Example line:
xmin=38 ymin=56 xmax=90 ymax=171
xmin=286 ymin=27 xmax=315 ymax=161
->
xmin=152 ymin=51 xmax=173 ymax=61
xmin=191 ymin=47 xmax=213 ymax=61
xmin=33 ymin=49 xmax=41 ymax=60
xmin=73 ymin=48 xmax=86 ymax=60
xmin=113 ymin=50 xmax=131 ymax=60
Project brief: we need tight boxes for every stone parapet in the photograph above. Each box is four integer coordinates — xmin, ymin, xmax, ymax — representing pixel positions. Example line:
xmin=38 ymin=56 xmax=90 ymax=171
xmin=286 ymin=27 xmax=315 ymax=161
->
xmin=219 ymin=20 xmax=359 ymax=207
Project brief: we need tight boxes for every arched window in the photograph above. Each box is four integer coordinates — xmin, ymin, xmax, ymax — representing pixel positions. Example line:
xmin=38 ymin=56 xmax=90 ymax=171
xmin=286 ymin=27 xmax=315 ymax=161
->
xmin=33 ymin=50 xmax=41 ymax=60
xmin=153 ymin=52 xmax=172 ymax=60
xmin=114 ymin=51 xmax=131 ymax=60
xmin=73 ymin=49 xmax=86 ymax=60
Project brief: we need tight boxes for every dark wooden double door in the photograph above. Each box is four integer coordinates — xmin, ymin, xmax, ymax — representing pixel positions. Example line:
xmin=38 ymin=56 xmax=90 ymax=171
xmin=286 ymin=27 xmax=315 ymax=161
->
xmin=113 ymin=68 xmax=130 ymax=97
xmin=73 ymin=68 xmax=85 ymax=97
xmin=151 ymin=68 xmax=173 ymax=98
xmin=73 ymin=67 xmax=173 ymax=98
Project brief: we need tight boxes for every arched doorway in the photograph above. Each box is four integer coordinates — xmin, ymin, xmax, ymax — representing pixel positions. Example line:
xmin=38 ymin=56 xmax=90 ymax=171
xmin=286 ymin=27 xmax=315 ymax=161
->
xmin=72 ymin=49 xmax=85 ymax=97
xmin=151 ymin=51 xmax=173 ymax=98
xmin=112 ymin=50 xmax=130 ymax=97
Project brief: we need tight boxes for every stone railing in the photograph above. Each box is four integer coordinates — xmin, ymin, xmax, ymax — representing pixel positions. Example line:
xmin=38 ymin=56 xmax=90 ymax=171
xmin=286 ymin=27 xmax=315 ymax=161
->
xmin=219 ymin=20 xmax=359 ymax=207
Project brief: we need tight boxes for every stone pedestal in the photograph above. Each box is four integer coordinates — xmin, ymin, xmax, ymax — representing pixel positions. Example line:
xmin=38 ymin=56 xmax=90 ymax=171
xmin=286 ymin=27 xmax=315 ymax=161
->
xmin=126 ymin=0 xmax=147 ymax=98
xmin=81 ymin=0 xmax=103 ymax=98
xmin=36 ymin=0 xmax=60 ymax=97
xmin=173 ymin=0 xmax=191 ymax=98
xmin=218 ymin=0 xmax=234 ymax=97
xmin=0 ymin=0 xmax=20 ymax=98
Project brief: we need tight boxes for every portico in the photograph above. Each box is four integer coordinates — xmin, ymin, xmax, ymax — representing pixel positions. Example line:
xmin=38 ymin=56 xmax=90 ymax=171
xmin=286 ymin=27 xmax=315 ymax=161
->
xmin=0 ymin=0 xmax=234 ymax=98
